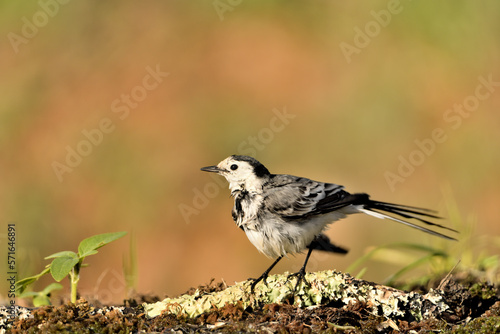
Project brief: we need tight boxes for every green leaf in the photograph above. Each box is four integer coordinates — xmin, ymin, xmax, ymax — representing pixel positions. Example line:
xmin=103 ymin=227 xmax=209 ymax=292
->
xmin=19 ymin=283 xmax=63 ymax=304
xmin=346 ymin=242 xmax=447 ymax=274
xmin=45 ymin=250 xmax=78 ymax=260
xmin=355 ymin=267 xmax=367 ymax=280
xmin=50 ymin=254 xmax=80 ymax=282
xmin=16 ymin=279 xmax=37 ymax=294
xmin=16 ymin=267 xmax=51 ymax=294
xmin=78 ymin=231 xmax=127 ymax=258
xmin=384 ymin=252 xmax=448 ymax=286
xmin=18 ymin=291 xmax=39 ymax=298
xmin=33 ymin=295 xmax=51 ymax=307
xmin=41 ymin=282 xmax=63 ymax=295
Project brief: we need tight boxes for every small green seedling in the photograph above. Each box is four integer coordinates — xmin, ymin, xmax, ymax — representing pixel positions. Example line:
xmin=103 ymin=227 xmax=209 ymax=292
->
xmin=122 ymin=231 xmax=138 ymax=297
xmin=18 ymin=283 xmax=63 ymax=307
xmin=17 ymin=231 xmax=127 ymax=304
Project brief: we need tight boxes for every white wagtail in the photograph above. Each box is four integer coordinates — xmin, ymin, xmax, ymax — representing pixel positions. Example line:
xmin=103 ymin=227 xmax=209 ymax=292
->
xmin=201 ymin=155 xmax=457 ymax=292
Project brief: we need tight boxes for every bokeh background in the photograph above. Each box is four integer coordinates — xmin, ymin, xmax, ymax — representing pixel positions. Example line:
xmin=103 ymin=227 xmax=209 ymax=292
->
xmin=1 ymin=1 xmax=499 ymax=304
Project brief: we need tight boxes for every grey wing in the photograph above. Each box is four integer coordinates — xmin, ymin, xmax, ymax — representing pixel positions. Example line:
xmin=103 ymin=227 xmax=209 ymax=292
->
xmin=262 ymin=174 xmax=350 ymax=218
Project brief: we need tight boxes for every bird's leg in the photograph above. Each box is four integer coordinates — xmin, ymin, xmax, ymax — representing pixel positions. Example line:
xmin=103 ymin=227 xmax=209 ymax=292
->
xmin=249 ymin=255 xmax=283 ymax=293
xmin=287 ymin=245 xmax=315 ymax=291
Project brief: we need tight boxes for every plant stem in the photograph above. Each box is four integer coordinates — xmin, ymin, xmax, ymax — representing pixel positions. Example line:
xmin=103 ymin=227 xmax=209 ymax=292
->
xmin=70 ymin=263 xmax=81 ymax=304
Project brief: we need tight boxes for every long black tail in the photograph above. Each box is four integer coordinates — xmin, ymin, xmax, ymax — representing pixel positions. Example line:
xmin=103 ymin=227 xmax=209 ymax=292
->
xmin=360 ymin=200 xmax=458 ymax=241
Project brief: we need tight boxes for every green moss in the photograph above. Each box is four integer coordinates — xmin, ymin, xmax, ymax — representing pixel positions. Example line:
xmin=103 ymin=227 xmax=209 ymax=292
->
xmin=469 ymin=282 xmax=498 ymax=300
xmin=446 ymin=316 xmax=500 ymax=333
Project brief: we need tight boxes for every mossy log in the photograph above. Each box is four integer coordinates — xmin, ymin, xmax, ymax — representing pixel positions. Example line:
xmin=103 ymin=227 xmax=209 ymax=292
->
xmin=144 ymin=270 xmax=450 ymax=321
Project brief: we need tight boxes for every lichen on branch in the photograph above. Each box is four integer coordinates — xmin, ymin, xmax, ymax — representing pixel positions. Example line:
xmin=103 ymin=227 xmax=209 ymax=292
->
xmin=144 ymin=270 xmax=450 ymax=320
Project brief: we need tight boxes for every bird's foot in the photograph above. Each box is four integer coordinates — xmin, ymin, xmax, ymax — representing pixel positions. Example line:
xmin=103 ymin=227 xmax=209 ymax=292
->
xmin=248 ymin=273 xmax=269 ymax=293
xmin=286 ymin=267 xmax=310 ymax=292
xmin=247 ymin=256 xmax=284 ymax=293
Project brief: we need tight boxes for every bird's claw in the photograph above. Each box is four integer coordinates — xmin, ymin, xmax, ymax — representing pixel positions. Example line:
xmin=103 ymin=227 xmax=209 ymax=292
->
xmin=248 ymin=274 xmax=269 ymax=293
xmin=286 ymin=269 xmax=310 ymax=292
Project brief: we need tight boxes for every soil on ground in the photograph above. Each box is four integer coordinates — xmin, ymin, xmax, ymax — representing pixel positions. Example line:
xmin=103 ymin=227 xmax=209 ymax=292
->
xmin=6 ymin=274 xmax=500 ymax=333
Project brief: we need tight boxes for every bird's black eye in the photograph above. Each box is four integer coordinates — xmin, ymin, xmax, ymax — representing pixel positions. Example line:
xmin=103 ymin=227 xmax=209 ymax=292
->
xmin=230 ymin=164 xmax=238 ymax=170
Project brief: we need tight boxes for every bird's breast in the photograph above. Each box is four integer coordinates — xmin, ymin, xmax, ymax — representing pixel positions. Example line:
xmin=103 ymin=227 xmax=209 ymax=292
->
xmin=232 ymin=189 xmax=263 ymax=228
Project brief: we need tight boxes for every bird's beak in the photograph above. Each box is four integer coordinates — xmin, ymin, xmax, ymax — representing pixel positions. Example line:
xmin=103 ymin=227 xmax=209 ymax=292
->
xmin=200 ymin=165 xmax=225 ymax=173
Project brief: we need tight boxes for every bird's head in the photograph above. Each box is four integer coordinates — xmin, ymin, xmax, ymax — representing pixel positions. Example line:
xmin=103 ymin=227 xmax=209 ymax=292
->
xmin=201 ymin=155 xmax=270 ymax=191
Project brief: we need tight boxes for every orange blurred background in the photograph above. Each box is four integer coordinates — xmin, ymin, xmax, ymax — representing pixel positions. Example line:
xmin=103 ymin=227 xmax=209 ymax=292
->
xmin=1 ymin=1 xmax=499 ymax=304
